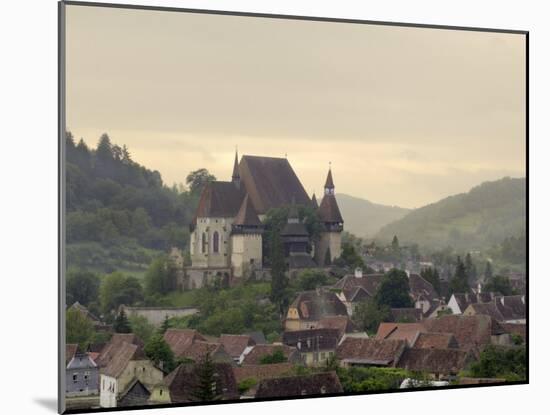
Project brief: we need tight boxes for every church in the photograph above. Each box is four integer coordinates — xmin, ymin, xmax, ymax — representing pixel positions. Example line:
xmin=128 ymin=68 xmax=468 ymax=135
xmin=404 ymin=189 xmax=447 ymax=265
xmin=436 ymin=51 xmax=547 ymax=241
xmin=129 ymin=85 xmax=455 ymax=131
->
xmin=183 ymin=153 xmax=344 ymax=289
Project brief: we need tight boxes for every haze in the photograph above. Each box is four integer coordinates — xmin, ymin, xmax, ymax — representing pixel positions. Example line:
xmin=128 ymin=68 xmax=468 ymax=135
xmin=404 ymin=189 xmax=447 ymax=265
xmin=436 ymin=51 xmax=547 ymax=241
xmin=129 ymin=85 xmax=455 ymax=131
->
xmin=65 ymin=5 xmax=526 ymax=209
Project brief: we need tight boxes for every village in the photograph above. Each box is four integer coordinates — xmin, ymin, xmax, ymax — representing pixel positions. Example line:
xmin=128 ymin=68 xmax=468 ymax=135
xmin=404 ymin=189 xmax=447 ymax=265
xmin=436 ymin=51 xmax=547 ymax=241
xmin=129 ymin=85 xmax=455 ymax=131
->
xmin=64 ymin=152 xmax=526 ymax=410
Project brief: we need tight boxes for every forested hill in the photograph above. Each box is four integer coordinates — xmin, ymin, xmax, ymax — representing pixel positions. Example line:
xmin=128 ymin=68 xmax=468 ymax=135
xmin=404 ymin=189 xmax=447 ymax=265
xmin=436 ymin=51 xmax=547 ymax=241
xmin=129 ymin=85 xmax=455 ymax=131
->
xmin=375 ymin=177 xmax=526 ymax=251
xmin=65 ymin=133 xmax=202 ymax=274
xmin=336 ymin=194 xmax=410 ymax=238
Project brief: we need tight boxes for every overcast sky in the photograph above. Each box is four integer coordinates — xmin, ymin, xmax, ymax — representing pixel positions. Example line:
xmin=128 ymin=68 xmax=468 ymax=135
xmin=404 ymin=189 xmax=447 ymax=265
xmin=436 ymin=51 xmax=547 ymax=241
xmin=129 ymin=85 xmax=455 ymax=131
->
xmin=65 ymin=5 xmax=526 ymax=209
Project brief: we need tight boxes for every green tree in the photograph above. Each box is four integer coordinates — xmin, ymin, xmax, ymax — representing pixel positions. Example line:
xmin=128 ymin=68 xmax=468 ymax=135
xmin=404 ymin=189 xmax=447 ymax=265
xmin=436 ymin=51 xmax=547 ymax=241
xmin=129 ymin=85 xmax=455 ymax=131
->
xmin=483 ymin=275 xmax=516 ymax=296
xmin=464 ymin=252 xmax=477 ymax=283
xmin=270 ymin=231 xmax=288 ymax=313
xmin=449 ymin=256 xmax=470 ymax=295
xmin=66 ymin=270 xmax=100 ymax=306
xmin=113 ymin=308 xmax=131 ymax=333
xmin=335 ymin=243 xmax=365 ymax=269
xmin=296 ymin=269 xmax=328 ymax=291
xmin=144 ymin=255 xmax=178 ymax=296
xmin=144 ymin=334 xmax=176 ymax=373
xmin=375 ymin=269 xmax=413 ymax=308
xmin=66 ymin=308 xmax=95 ymax=350
xmin=484 ymin=261 xmax=494 ymax=281
xmin=391 ymin=235 xmax=399 ymax=252
xmin=186 ymin=168 xmax=216 ymax=195
xmin=467 ymin=345 xmax=526 ymax=381
xmin=259 ymin=348 xmax=287 ymax=364
xmin=420 ymin=267 xmax=441 ymax=296
xmin=353 ymin=300 xmax=390 ymax=334
xmin=129 ymin=315 xmax=155 ymax=343
xmin=159 ymin=315 xmax=171 ymax=334
xmin=192 ymin=352 xmax=220 ymax=401
xmin=99 ymin=272 xmax=144 ymax=314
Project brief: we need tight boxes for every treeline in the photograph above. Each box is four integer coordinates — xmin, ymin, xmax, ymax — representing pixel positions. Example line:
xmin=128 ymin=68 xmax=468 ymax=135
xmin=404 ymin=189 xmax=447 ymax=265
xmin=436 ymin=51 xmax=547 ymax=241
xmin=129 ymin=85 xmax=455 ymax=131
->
xmin=66 ymin=132 xmax=200 ymax=253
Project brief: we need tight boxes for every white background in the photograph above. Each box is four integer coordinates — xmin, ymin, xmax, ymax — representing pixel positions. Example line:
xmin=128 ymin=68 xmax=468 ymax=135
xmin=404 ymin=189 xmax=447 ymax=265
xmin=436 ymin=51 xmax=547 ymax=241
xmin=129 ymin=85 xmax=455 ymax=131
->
xmin=0 ymin=0 xmax=545 ymax=414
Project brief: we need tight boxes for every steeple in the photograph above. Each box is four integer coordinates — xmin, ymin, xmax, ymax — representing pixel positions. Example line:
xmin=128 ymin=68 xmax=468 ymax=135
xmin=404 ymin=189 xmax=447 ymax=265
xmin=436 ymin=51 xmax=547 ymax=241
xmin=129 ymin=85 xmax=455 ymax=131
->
xmin=324 ymin=164 xmax=335 ymax=195
xmin=232 ymin=149 xmax=240 ymax=188
xmin=311 ymin=193 xmax=318 ymax=209
xmin=288 ymin=196 xmax=299 ymax=224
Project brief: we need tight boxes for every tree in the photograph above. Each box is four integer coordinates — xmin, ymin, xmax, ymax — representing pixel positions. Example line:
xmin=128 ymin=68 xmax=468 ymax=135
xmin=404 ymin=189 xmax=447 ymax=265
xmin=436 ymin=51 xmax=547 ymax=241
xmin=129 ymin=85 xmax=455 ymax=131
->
xmin=391 ymin=235 xmax=400 ymax=252
xmin=375 ymin=269 xmax=413 ymax=308
xmin=144 ymin=255 xmax=178 ymax=296
xmin=66 ymin=270 xmax=100 ymax=306
xmin=270 ymin=231 xmax=288 ymax=313
xmin=259 ymin=348 xmax=287 ymax=364
xmin=483 ymin=275 xmax=516 ymax=296
xmin=464 ymin=252 xmax=477 ymax=283
xmin=467 ymin=345 xmax=526 ymax=381
xmin=192 ymin=352 xmax=220 ymax=401
xmin=129 ymin=315 xmax=155 ymax=343
xmin=99 ymin=272 xmax=144 ymax=314
xmin=420 ymin=267 xmax=441 ymax=296
xmin=335 ymin=243 xmax=365 ymax=270
xmin=66 ymin=308 xmax=95 ymax=350
xmin=484 ymin=261 xmax=494 ymax=281
xmin=113 ymin=308 xmax=131 ymax=333
xmin=186 ymin=168 xmax=216 ymax=195
xmin=296 ymin=269 xmax=328 ymax=291
xmin=144 ymin=334 xmax=176 ymax=373
xmin=353 ymin=300 xmax=390 ymax=334
xmin=449 ymin=256 xmax=470 ymax=295
xmin=159 ymin=315 xmax=171 ymax=334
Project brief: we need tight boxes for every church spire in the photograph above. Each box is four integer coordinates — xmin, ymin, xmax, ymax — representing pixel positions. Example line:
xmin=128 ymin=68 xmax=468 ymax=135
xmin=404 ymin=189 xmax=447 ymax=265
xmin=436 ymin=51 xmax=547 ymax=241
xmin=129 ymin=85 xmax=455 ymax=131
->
xmin=232 ymin=148 xmax=240 ymax=188
xmin=324 ymin=164 xmax=335 ymax=195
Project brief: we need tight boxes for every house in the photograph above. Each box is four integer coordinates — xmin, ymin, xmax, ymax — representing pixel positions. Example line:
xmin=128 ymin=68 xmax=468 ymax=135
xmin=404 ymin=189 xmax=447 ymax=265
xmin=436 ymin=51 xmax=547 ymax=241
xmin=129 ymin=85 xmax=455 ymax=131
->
xmin=255 ymin=372 xmax=343 ymax=398
xmin=66 ymin=348 xmax=99 ymax=397
xmin=284 ymin=288 xmax=348 ymax=331
xmin=336 ymin=337 xmax=407 ymax=368
xmin=447 ymin=292 xmax=499 ymax=314
xmin=332 ymin=269 xmax=385 ymax=315
xmin=219 ymin=334 xmax=256 ymax=364
xmin=398 ymin=348 xmax=473 ymax=380
xmin=463 ymin=295 xmax=526 ymax=324
xmin=376 ymin=322 xmax=426 ymax=347
xmin=241 ymin=344 xmax=301 ymax=365
xmin=282 ymin=328 xmax=340 ymax=366
xmin=164 ymin=363 xmax=239 ymax=403
xmin=408 ymin=273 xmax=440 ymax=314
xmin=69 ymin=302 xmax=111 ymax=332
xmin=500 ymin=323 xmax=526 ymax=341
xmin=95 ymin=333 xmax=144 ymax=369
xmin=390 ymin=308 xmax=423 ymax=323
xmin=232 ymin=363 xmax=295 ymax=398
xmin=99 ymin=341 xmax=164 ymax=408
xmin=422 ymin=314 xmax=510 ymax=354
xmin=117 ymin=379 xmax=151 ymax=407
xmin=187 ymin=153 xmax=344 ymax=283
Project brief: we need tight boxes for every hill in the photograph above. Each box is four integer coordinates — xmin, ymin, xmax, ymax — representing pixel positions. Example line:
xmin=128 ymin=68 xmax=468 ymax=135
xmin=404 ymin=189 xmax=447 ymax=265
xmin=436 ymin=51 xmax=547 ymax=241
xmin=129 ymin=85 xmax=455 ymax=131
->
xmin=375 ymin=177 xmax=526 ymax=251
xmin=336 ymin=194 xmax=410 ymax=238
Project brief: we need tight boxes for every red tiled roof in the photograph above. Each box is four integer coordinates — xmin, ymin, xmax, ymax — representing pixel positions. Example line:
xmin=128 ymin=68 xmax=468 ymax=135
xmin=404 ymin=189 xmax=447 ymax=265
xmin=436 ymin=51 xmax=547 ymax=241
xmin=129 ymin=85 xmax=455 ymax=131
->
xmin=219 ymin=334 xmax=255 ymax=359
xmin=398 ymin=348 xmax=472 ymax=375
xmin=336 ymin=337 xmax=407 ymax=366
xmin=163 ymin=329 xmax=206 ymax=358
xmin=376 ymin=322 xmax=426 ymax=346
xmin=413 ymin=332 xmax=458 ymax=349
xmin=255 ymin=372 xmax=343 ymax=398
xmin=288 ymin=290 xmax=348 ymax=321
xmin=233 ymin=363 xmax=294 ymax=384
xmin=241 ymin=344 xmax=299 ymax=365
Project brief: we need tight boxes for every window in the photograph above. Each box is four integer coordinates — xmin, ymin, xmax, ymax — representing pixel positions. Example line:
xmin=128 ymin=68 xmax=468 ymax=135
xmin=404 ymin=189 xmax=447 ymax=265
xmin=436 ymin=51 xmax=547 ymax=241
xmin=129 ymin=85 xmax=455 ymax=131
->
xmin=213 ymin=231 xmax=219 ymax=253
xmin=159 ymin=389 xmax=163 ymax=396
xmin=201 ymin=232 xmax=207 ymax=253
xmin=72 ymin=373 xmax=78 ymax=383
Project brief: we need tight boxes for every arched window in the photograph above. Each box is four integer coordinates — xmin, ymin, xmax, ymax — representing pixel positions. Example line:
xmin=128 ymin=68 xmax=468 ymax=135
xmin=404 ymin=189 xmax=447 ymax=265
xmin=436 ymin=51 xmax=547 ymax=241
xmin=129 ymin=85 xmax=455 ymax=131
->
xmin=201 ymin=232 xmax=207 ymax=253
xmin=213 ymin=231 xmax=219 ymax=253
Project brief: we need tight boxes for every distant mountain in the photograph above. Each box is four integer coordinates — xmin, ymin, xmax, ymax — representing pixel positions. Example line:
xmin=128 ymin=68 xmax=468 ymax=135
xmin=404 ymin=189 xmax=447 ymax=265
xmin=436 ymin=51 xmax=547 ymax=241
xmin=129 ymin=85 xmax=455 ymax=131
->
xmin=375 ymin=177 xmax=526 ymax=251
xmin=336 ymin=194 xmax=410 ymax=238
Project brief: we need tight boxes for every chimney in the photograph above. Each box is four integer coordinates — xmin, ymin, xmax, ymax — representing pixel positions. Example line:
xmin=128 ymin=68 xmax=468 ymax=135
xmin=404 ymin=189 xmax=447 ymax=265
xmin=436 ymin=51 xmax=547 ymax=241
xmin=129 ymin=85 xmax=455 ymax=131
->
xmin=354 ymin=267 xmax=363 ymax=278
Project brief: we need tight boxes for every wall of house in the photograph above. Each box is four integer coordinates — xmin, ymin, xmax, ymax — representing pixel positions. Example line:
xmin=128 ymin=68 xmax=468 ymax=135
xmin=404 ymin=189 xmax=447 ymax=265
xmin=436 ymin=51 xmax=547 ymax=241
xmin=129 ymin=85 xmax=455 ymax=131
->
xmin=447 ymin=295 xmax=463 ymax=314
xmin=315 ymin=231 xmax=342 ymax=264
xmin=231 ymin=233 xmax=263 ymax=278
xmin=190 ymin=217 xmax=234 ymax=268
xmin=123 ymin=306 xmax=199 ymax=327
xmin=149 ymin=385 xmax=171 ymax=404
xmin=66 ymin=366 xmax=99 ymax=397
xmin=118 ymin=360 xmax=164 ymax=395
xmin=99 ymin=375 xmax=117 ymax=408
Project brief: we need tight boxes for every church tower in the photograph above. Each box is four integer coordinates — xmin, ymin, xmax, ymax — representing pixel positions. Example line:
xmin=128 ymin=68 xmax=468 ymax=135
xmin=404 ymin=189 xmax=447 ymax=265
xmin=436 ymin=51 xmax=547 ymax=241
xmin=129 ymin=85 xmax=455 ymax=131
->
xmin=232 ymin=149 xmax=241 ymax=189
xmin=315 ymin=167 xmax=344 ymax=265
xmin=230 ymin=194 xmax=263 ymax=278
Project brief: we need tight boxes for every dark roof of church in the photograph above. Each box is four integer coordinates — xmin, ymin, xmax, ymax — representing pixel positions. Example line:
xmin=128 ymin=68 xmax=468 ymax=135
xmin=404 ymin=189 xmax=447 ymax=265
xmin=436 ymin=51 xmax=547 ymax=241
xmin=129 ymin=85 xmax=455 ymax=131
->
xmin=195 ymin=181 xmax=246 ymax=218
xmin=324 ymin=169 xmax=335 ymax=189
xmin=318 ymin=194 xmax=343 ymax=223
xmin=238 ymin=155 xmax=311 ymax=214
xmin=311 ymin=193 xmax=318 ymax=209
xmin=233 ymin=194 xmax=262 ymax=226
xmin=232 ymin=152 xmax=240 ymax=180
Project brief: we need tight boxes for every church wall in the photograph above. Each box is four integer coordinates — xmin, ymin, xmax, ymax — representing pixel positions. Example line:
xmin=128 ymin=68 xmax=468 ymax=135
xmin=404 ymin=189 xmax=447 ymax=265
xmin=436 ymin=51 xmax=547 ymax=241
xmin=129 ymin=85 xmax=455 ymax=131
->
xmin=230 ymin=233 xmax=262 ymax=278
xmin=315 ymin=231 xmax=342 ymax=264
xmin=190 ymin=217 xmax=233 ymax=268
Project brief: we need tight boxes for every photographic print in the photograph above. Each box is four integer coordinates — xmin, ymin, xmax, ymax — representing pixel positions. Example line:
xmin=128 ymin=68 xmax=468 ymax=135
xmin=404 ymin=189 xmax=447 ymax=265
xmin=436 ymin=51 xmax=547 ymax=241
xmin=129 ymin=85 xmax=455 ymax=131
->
xmin=59 ymin=1 xmax=527 ymax=413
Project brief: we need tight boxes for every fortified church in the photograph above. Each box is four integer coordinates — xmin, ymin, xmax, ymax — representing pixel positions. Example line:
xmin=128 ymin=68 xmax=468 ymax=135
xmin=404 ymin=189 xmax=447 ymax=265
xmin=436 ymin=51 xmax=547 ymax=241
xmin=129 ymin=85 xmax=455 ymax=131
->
xmin=183 ymin=153 xmax=344 ymax=289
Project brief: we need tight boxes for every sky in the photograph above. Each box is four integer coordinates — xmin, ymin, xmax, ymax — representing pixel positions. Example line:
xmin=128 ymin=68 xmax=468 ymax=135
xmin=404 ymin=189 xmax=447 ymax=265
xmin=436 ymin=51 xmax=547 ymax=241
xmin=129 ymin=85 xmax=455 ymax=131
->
xmin=65 ymin=5 xmax=526 ymax=209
